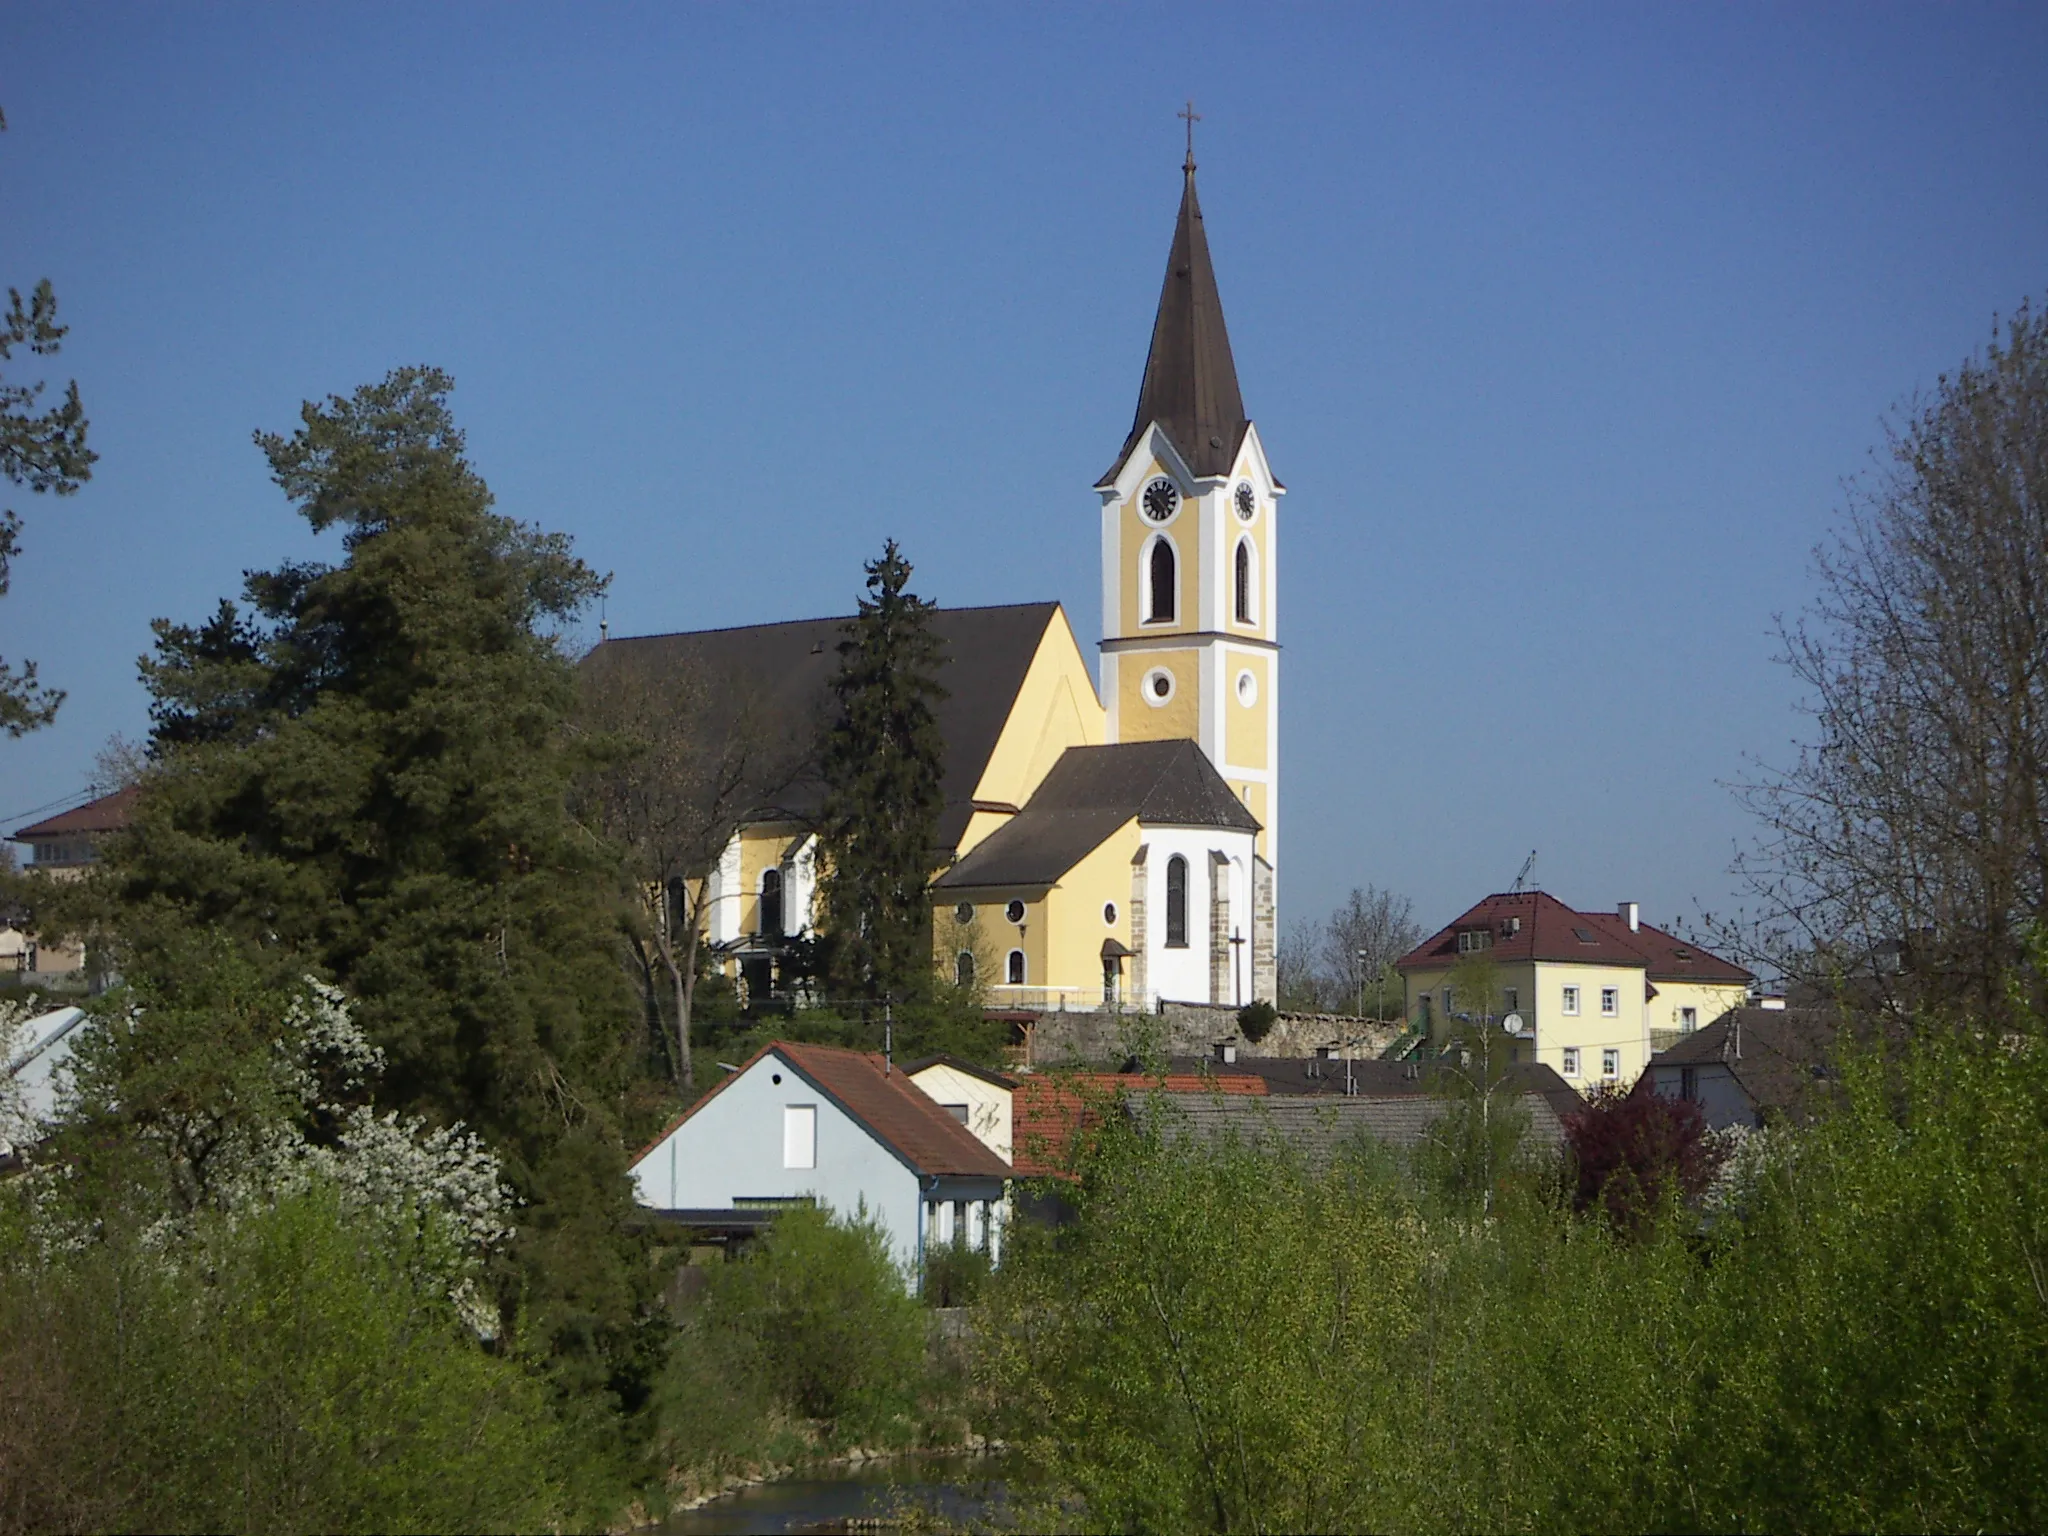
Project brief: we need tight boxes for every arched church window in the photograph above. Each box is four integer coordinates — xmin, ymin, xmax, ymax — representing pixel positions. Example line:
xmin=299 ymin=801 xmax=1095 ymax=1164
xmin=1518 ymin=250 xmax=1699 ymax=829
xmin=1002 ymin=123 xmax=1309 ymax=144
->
xmin=760 ymin=867 xmax=783 ymax=938
xmin=1235 ymin=538 xmax=1255 ymax=624
xmin=1007 ymin=950 xmax=1027 ymax=985
xmin=956 ymin=951 xmax=975 ymax=988
xmin=1147 ymin=538 xmax=1176 ymax=624
xmin=1165 ymin=854 xmax=1189 ymax=948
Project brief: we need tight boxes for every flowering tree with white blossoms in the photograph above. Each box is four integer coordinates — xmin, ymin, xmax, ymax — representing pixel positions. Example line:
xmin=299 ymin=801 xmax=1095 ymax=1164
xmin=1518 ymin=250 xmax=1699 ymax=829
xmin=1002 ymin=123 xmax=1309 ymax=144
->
xmin=27 ymin=968 xmax=517 ymax=1336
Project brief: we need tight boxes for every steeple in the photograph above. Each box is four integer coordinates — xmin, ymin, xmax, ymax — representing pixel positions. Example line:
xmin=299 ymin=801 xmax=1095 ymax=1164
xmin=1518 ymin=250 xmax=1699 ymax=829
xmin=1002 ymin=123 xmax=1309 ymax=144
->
xmin=1101 ymin=158 xmax=1249 ymax=484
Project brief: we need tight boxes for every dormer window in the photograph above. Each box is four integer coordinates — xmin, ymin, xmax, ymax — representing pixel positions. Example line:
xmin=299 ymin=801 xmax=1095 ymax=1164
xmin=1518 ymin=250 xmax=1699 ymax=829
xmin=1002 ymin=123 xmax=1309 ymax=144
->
xmin=1456 ymin=928 xmax=1493 ymax=954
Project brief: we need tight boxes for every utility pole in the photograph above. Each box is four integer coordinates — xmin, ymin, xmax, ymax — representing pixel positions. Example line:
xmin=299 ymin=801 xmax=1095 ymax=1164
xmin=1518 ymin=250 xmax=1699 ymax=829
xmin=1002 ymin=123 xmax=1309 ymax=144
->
xmin=1356 ymin=949 xmax=1367 ymax=1019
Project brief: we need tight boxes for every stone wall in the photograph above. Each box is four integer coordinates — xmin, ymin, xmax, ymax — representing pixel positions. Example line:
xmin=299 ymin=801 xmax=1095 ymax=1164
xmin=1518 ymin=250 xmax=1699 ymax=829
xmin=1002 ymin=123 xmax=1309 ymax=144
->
xmin=1023 ymin=1001 xmax=1402 ymax=1068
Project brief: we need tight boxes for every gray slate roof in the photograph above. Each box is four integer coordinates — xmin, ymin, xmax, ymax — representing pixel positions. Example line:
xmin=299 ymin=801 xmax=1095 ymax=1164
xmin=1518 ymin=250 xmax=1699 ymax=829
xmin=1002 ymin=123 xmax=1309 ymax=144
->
xmin=1147 ymin=1054 xmax=1586 ymax=1124
xmin=1650 ymin=1006 xmax=1848 ymax=1121
xmin=1126 ymin=1090 xmax=1566 ymax=1162
xmin=586 ymin=602 xmax=1061 ymax=856
xmin=1100 ymin=164 xmax=1252 ymax=485
xmin=935 ymin=740 xmax=1260 ymax=892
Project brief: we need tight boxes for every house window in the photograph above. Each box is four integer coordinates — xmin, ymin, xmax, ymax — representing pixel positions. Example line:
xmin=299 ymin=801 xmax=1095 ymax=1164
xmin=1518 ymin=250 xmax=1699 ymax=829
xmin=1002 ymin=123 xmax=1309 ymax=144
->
xmin=1005 ymin=898 xmax=1027 ymax=924
xmin=1418 ymin=994 xmax=1433 ymax=1027
xmin=1504 ymin=987 xmax=1519 ymax=1012
xmin=1562 ymin=986 xmax=1580 ymax=1015
xmin=1679 ymin=1067 xmax=1698 ymax=1102
xmin=782 ymin=1105 xmax=816 ymax=1170
xmin=1007 ymin=950 xmax=1026 ymax=985
xmin=759 ymin=868 xmax=784 ymax=938
xmin=955 ymin=951 xmax=975 ymax=988
xmin=1165 ymin=855 xmax=1188 ymax=947
xmin=1442 ymin=985 xmax=1454 ymax=1015
xmin=1600 ymin=986 xmax=1618 ymax=1017
xmin=1234 ymin=538 xmax=1255 ymax=623
xmin=1680 ymin=1006 xmax=1698 ymax=1032
xmin=942 ymin=1103 xmax=969 ymax=1125
xmin=1602 ymin=1048 xmax=1620 ymax=1080
xmin=1147 ymin=538 xmax=1177 ymax=623
xmin=1458 ymin=929 xmax=1492 ymax=954
xmin=1562 ymin=1046 xmax=1581 ymax=1077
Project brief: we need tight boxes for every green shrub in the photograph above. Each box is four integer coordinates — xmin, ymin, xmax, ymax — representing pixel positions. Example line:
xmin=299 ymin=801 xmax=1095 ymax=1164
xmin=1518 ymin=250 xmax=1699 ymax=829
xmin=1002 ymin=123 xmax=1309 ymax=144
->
xmin=654 ymin=1204 xmax=929 ymax=1474
xmin=1235 ymin=999 xmax=1277 ymax=1043
xmin=0 ymin=1183 xmax=572 ymax=1535
xmin=921 ymin=1238 xmax=992 ymax=1307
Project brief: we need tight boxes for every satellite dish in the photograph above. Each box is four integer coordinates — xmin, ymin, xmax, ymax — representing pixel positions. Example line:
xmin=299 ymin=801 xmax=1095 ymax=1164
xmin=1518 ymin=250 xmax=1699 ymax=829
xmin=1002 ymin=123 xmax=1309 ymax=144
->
xmin=1502 ymin=1012 xmax=1525 ymax=1036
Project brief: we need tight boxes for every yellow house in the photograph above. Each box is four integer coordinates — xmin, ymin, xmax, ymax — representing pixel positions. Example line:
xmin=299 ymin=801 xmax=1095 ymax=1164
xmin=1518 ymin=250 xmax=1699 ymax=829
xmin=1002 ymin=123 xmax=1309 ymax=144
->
xmin=587 ymin=152 xmax=1285 ymax=1013
xmin=1396 ymin=892 xmax=1752 ymax=1092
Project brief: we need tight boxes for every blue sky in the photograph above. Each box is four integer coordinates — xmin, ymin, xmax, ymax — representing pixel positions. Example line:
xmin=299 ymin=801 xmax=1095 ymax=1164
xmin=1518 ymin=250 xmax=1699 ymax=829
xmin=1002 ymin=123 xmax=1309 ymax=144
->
xmin=3 ymin=3 xmax=2044 ymax=942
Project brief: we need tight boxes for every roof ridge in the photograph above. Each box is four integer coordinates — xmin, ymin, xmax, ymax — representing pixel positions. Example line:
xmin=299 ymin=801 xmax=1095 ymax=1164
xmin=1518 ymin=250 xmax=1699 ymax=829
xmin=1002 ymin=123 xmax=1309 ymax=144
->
xmin=605 ymin=600 xmax=1060 ymax=648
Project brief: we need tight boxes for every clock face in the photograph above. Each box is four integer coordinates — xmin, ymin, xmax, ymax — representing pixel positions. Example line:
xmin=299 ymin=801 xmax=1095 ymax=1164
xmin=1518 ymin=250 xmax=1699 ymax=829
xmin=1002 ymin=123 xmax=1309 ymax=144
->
xmin=1235 ymin=481 xmax=1257 ymax=521
xmin=1142 ymin=477 xmax=1180 ymax=523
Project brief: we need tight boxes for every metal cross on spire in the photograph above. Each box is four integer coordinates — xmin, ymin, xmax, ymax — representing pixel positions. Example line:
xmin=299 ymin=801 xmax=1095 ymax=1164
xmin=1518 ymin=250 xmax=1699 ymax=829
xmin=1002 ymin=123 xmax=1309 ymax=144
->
xmin=1178 ymin=98 xmax=1201 ymax=172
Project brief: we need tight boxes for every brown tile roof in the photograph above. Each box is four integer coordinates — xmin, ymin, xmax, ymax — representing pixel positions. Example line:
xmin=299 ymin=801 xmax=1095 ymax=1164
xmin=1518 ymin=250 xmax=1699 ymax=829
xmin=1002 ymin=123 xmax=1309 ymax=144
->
xmin=11 ymin=786 xmax=140 ymax=841
xmin=1396 ymin=890 xmax=1751 ymax=985
xmin=1011 ymin=1069 xmax=1266 ymax=1178
xmin=629 ymin=1040 xmax=1011 ymax=1180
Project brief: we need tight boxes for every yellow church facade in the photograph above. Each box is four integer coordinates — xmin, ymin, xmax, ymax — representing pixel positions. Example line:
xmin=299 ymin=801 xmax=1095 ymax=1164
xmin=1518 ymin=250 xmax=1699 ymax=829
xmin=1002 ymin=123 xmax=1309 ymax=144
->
xmin=593 ymin=150 xmax=1281 ymax=1013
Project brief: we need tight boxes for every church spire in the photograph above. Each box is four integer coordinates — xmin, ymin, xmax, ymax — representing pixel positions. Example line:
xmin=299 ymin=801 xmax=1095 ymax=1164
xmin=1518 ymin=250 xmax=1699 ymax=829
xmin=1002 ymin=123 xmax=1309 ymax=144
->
xmin=1102 ymin=145 xmax=1249 ymax=484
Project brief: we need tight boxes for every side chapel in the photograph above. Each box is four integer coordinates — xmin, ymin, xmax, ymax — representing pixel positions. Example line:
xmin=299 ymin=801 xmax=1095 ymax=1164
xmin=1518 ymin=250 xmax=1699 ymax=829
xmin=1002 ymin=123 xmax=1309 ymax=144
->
xmin=595 ymin=150 xmax=1283 ymax=1013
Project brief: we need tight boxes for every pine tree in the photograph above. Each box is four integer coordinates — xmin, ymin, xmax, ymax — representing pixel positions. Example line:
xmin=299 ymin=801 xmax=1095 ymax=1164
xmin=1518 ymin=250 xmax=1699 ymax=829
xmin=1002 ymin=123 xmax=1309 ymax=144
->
xmin=97 ymin=367 xmax=651 ymax=1395
xmin=818 ymin=540 xmax=948 ymax=1003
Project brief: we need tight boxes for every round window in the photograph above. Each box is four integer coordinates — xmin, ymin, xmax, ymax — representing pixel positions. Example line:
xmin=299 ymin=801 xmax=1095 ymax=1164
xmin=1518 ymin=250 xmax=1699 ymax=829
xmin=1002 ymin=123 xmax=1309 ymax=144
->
xmin=953 ymin=901 xmax=974 ymax=924
xmin=1143 ymin=668 xmax=1176 ymax=707
xmin=1005 ymin=899 xmax=1027 ymax=924
xmin=771 ymin=1073 xmax=783 ymax=1085
xmin=1141 ymin=477 xmax=1180 ymax=523
xmin=1236 ymin=669 xmax=1258 ymax=706
xmin=1103 ymin=901 xmax=1118 ymax=925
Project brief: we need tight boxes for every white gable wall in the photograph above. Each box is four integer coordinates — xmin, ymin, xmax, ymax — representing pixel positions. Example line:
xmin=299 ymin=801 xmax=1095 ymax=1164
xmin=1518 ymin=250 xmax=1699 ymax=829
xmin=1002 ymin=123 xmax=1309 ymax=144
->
xmin=907 ymin=1062 xmax=1011 ymax=1161
xmin=631 ymin=1050 xmax=926 ymax=1269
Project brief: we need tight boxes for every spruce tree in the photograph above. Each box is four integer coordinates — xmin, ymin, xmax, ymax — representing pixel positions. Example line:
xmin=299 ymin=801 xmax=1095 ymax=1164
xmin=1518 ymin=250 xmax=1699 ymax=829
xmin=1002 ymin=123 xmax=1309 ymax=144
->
xmin=818 ymin=540 xmax=948 ymax=1003
xmin=98 ymin=367 xmax=650 ymax=1395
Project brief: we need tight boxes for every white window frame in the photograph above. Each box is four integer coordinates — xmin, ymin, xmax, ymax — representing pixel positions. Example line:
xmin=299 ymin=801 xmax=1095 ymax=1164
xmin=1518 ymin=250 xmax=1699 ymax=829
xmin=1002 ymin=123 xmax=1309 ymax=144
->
xmin=1601 ymin=986 xmax=1619 ymax=1017
xmin=1562 ymin=1046 xmax=1581 ymax=1077
xmin=1680 ymin=1006 xmax=1698 ymax=1032
xmin=1006 ymin=949 xmax=1026 ymax=985
xmin=1562 ymin=985 xmax=1580 ymax=1016
xmin=1601 ymin=1048 xmax=1620 ymax=1080
xmin=782 ymin=1104 xmax=816 ymax=1170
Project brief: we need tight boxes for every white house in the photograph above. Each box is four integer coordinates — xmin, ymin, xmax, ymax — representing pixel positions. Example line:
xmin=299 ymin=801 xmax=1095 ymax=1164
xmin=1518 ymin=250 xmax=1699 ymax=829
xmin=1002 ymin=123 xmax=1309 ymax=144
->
xmin=1644 ymin=1007 xmax=1840 ymax=1130
xmin=1 ymin=1004 xmax=86 ymax=1157
xmin=629 ymin=1040 xmax=1012 ymax=1276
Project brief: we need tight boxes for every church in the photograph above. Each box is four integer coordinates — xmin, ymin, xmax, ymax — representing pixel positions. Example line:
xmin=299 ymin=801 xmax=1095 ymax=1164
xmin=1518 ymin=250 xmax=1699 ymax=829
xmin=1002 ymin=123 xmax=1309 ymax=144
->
xmin=597 ymin=149 xmax=1283 ymax=1014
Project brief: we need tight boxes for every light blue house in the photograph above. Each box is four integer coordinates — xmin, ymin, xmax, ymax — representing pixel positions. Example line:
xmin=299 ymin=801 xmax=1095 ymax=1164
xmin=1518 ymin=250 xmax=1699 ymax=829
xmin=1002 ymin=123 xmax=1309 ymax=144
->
xmin=629 ymin=1040 xmax=1012 ymax=1274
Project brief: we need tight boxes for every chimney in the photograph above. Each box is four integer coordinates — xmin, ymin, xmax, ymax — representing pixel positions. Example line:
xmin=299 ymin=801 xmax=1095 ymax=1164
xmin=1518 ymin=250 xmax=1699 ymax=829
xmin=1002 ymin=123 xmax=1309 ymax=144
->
xmin=1618 ymin=901 xmax=1639 ymax=932
xmin=1214 ymin=1040 xmax=1237 ymax=1064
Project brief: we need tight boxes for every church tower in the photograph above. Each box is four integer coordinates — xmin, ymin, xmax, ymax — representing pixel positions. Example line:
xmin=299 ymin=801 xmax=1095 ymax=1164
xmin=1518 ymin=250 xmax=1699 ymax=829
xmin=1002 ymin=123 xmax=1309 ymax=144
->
xmin=1097 ymin=147 xmax=1281 ymax=902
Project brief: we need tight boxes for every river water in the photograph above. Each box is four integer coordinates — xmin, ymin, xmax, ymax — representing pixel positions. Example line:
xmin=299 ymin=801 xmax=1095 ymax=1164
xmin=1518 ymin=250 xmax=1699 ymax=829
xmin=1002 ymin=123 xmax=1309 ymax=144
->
xmin=658 ymin=1453 xmax=1017 ymax=1534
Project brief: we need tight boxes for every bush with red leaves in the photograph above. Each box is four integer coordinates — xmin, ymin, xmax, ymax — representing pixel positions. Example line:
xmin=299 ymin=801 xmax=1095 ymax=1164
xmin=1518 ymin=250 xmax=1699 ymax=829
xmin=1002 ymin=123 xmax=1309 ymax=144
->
xmin=1563 ymin=1086 xmax=1723 ymax=1233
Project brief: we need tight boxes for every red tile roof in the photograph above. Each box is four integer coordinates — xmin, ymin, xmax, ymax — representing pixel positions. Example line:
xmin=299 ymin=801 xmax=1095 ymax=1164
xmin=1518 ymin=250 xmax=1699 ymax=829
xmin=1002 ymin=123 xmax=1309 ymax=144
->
xmin=11 ymin=786 xmax=140 ymax=841
xmin=1396 ymin=890 xmax=1751 ymax=984
xmin=1011 ymin=1070 xmax=1267 ymax=1178
xmin=629 ymin=1040 xmax=1012 ymax=1180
